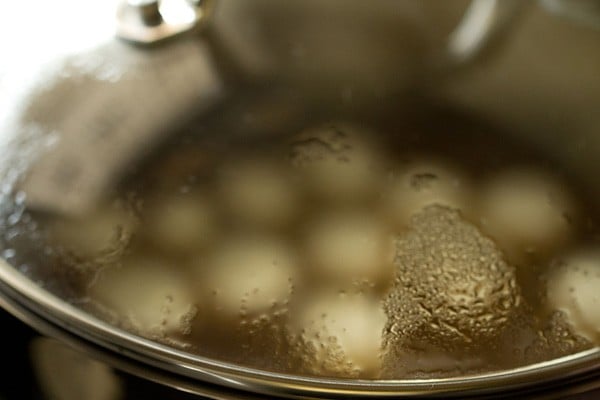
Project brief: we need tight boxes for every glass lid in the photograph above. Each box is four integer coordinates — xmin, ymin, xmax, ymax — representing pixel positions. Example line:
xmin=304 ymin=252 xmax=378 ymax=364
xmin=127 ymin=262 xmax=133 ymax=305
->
xmin=1 ymin=0 xmax=600 ymax=398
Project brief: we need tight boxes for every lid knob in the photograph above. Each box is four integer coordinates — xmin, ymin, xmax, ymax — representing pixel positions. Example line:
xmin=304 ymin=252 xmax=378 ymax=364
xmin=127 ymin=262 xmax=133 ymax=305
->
xmin=117 ymin=0 xmax=214 ymax=44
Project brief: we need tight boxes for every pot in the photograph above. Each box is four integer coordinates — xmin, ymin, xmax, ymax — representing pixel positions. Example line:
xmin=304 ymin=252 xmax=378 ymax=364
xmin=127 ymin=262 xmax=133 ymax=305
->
xmin=1 ymin=1 xmax=600 ymax=399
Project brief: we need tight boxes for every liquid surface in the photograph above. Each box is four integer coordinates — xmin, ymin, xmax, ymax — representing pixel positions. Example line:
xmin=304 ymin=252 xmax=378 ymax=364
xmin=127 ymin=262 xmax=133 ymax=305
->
xmin=3 ymin=93 xmax=599 ymax=380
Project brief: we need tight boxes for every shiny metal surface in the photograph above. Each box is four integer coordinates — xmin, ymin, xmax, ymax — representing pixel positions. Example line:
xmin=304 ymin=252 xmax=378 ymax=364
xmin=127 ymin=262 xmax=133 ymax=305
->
xmin=445 ymin=0 xmax=521 ymax=65
xmin=116 ymin=0 xmax=215 ymax=44
xmin=1 ymin=1 xmax=600 ymax=399
xmin=0 ymin=255 xmax=600 ymax=399
xmin=114 ymin=0 xmax=521 ymax=64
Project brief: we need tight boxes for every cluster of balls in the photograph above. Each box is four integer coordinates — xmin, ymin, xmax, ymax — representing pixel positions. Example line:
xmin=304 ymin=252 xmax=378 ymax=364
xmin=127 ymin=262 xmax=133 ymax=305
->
xmin=47 ymin=122 xmax=599 ymax=378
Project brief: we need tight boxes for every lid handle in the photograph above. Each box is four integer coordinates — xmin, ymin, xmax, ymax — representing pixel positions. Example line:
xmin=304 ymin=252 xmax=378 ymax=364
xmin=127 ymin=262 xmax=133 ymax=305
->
xmin=116 ymin=0 xmax=215 ymax=44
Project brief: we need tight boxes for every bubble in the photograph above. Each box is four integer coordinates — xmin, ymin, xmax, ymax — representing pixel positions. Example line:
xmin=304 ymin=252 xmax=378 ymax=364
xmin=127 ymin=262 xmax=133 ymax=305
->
xmin=2 ymin=248 xmax=16 ymax=259
xmin=4 ymin=227 xmax=20 ymax=241
xmin=7 ymin=210 xmax=23 ymax=226
xmin=236 ymin=312 xmax=303 ymax=372
xmin=524 ymin=312 xmax=592 ymax=363
xmin=1 ymin=184 xmax=12 ymax=196
xmin=18 ymin=263 xmax=31 ymax=274
xmin=14 ymin=191 xmax=26 ymax=205
xmin=383 ymin=205 xmax=522 ymax=373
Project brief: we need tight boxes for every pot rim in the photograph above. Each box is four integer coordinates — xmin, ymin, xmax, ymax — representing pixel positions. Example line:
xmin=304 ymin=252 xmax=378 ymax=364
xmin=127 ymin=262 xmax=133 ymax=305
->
xmin=0 ymin=259 xmax=599 ymax=398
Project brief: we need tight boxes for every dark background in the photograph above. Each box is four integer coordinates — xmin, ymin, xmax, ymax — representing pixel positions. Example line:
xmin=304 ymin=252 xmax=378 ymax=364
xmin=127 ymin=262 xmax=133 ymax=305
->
xmin=0 ymin=310 xmax=205 ymax=400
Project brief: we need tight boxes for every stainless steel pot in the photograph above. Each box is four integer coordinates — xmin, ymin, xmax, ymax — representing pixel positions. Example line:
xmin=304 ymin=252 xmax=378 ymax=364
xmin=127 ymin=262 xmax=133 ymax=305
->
xmin=1 ymin=1 xmax=600 ymax=399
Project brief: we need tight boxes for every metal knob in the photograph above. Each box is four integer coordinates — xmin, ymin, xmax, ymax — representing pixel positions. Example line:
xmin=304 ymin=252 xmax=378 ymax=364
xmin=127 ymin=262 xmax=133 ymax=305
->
xmin=116 ymin=0 xmax=215 ymax=44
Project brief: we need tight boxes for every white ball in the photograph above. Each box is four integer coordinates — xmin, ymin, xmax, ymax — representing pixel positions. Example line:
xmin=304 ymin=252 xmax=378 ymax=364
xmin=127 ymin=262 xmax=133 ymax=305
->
xmin=384 ymin=159 xmax=473 ymax=229
xmin=547 ymin=248 xmax=600 ymax=341
xmin=290 ymin=124 xmax=384 ymax=201
xmin=198 ymin=234 xmax=298 ymax=317
xmin=293 ymin=291 xmax=387 ymax=376
xmin=88 ymin=256 xmax=195 ymax=335
xmin=49 ymin=204 xmax=137 ymax=258
xmin=479 ymin=168 xmax=575 ymax=257
xmin=145 ymin=192 xmax=217 ymax=254
xmin=304 ymin=210 xmax=394 ymax=286
xmin=217 ymin=159 xmax=300 ymax=229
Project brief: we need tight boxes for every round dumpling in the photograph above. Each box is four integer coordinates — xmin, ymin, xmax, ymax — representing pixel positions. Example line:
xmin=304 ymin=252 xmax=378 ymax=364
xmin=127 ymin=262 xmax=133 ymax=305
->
xmin=383 ymin=159 xmax=473 ymax=230
xmin=304 ymin=210 xmax=393 ymax=287
xmin=546 ymin=248 xmax=600 ymax=341
xmin=217 ymin=159 xmax=300 ymax=229
xmin=144 ymin=192 xmax=217 ymax=254
xmin=289 ymin=123 xmax=385 ymax=202
xmin=292 ymin=291 xmax=387 ymax=377
xmin=48 ymin=203 xmax=137 ymax=259
xmin=197 ymin=234 xmax=298 ymax=317
xmin=479 ymin=168 xmax=576 ymax=259
xmin=88 ymin=256 xmax=196 ymax=335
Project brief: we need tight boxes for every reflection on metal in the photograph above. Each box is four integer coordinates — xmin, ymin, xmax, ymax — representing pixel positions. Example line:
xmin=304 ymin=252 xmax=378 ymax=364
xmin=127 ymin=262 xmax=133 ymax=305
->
xmin=2 ymin=1 xmax=600 ymax=399
xmin=446 ymin=0 xmax=521 ymax=66
xmin=539 ymin=0 xmax=600 ymax=29
xmin=16 ymin=38 xmax=223 ymax=217
xmin=116 ymin=0 xmax=215 ymax=44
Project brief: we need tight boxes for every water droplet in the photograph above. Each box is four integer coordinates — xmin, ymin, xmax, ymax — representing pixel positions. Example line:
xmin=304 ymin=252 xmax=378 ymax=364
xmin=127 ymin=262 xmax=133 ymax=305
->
xmin=2 ymin=248 xmax=16 ymax=259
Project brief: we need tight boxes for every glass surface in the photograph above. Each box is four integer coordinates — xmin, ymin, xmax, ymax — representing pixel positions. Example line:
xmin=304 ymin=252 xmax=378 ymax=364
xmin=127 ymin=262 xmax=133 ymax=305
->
xmin=0 ymin=0 xmax=599 ymax=393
